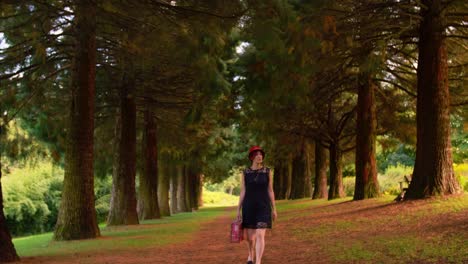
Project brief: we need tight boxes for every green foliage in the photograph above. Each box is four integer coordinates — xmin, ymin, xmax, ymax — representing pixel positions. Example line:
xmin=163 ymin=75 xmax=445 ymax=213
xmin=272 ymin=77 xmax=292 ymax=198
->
xmin=202 ymin=189 xmax=238 ymax=207
xmin=451 ymin=114 xmax=468 ymax=164
xmin=94 ymin=175 xmax=113 ymax=223
xmin=454 ymin=163 xmax=468 ymax=192
xmin=377 ymin=143 xmax=415 ymax=173
xmin=378 ymin=164 xmax=413 ymax=195
xmin=342 ymin=177 xmax=355 ymax=197
xmin=3 ymin=162 xmax=114 ymax=236
xmin=342 ymin=164 xmax=355 ymax=177
xmin=203 ymin=168 xmax=242 ymax=195
xmin=3 ymin=161 xmax=63 ymax=236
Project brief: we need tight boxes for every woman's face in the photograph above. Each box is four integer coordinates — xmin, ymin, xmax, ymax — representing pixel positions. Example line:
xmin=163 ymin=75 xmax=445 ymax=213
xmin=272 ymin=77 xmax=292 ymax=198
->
xmin=252 ymin=151 xmax=263 ymax=163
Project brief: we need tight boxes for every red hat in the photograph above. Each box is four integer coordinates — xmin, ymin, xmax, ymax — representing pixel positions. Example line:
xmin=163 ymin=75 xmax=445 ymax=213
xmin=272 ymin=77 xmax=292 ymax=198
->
xmin=248 ymin=146 xmax=265 ymax=160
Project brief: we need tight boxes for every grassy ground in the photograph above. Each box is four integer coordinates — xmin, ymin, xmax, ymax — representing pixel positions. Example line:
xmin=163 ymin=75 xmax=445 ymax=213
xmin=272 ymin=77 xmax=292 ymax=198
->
xmin=13 ymin=206 xmax=228 ymax=257
xmin=283 ymin=194 xmax=468 ymax=264
xmin=12 ymin=192 xmax=468 ymax=264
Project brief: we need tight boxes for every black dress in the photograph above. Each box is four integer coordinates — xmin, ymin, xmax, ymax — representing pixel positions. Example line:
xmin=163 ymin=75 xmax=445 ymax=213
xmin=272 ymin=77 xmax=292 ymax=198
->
xmin=242 ymin=167 xmax=272 ymax=229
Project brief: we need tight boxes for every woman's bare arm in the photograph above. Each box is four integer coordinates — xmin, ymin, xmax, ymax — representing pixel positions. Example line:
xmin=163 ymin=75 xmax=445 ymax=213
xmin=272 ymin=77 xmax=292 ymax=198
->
xmin=237 ymin=171 xmax=245 ymax=221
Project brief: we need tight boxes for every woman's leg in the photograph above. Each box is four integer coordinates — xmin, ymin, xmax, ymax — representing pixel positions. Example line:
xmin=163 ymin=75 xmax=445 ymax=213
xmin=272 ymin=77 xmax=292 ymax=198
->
xmin=246 ymin=229 xmax=256 ymax=262
xmin=255 ymin=229 xmax=267 ymax=264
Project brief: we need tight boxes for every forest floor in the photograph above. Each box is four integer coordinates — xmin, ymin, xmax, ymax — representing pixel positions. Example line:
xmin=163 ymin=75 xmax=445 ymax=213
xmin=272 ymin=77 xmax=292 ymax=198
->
xmin=14 ymin=194 xmax=468 ymax=264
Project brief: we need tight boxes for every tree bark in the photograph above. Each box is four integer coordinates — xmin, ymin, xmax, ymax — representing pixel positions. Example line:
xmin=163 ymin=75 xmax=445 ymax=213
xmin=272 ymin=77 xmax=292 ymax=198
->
xmin=312 ymin=140 xmax=328 ymax=199
xmin=290 ymin=143 xmax=307 ymax=199
xmin=273 ymin=160 xmax=284 ymax=199
xmin=176 ymin=165 xmax=189 ymax=212
xmin=284 ymin=154 xmax=293 ymax=199
xmin=328 ymin=141 xmax=345 ymax=200
xmin=354 ymin=74 xmax=379 ymax=200
xmin=406 ymin=0 xmax=462 ymax=198
xmin=107 ymin=72 xmax=139 ymax=225
xmin=169 ymin=164 xmax=178 ymax=214
xmin=54 ymin=0 xmax=100 ymax=240
xmin=138 ymin=109 xmax=160 ymax=220
xmin=185 ymin=162 xmax=201 ymax=210
xmin=0 ymin=149 xmax=19 ymax=262
xmin=158 ymin=162 xmax=171 ymax=216
xmin=304 ymin=141 xmax=313 ymax=197
xmin=198 ymin=174 xmax=204 ymax=207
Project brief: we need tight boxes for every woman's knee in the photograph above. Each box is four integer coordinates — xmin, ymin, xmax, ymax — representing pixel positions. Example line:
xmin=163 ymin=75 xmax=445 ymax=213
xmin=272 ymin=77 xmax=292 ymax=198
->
xmin=246 ymin=230 xmax=256 ymax=242
xmin=256 ymin=229 xmax=266 ymax=240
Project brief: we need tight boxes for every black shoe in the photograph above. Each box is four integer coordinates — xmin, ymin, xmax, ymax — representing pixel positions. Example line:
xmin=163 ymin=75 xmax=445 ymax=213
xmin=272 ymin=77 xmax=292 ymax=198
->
xmin=247 ymin=261 xmax=253 ymax=264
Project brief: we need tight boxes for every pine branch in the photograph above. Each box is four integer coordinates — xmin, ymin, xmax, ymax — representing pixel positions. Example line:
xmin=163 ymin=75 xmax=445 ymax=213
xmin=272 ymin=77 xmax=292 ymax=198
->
xmin=374 ymin=78 xmax=417 ymax=98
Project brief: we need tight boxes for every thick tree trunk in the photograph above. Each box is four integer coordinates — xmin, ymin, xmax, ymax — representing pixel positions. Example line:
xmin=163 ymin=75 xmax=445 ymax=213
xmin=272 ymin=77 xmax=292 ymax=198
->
xmin=273 ymin=160 xmax=284 ymax=199
xmin=406 ymin=0 xmax=462 ymax=198
xmin=176 ymin=165 xmax=189 ymax=212
xmin=138 ymin=109 xmax=160 ymax=220
xmin=354 ymin=74 xmax=379 ymax=200
xmin=328 ymin=141 xmax=345 ymax=200
xmin=185 ymin=162 xmax=201 ymax=210
xmin=284 ymin=154 xmax=293 ymax=199
xmin=158 ymin=162 xmax=171 ymax=216
xmin=54 ymin=0 xmax=100 ymax=240
xmin=290 ymin=144 xmax=307 ymax=199
xmin=304 ymin=141 xmax=313 ymax=197
xmin=184 ymin=166 xmax=192 ymax=210
xmin=0 ymin=151 xmax=19 ymax=262
xmin=107 ymin=74 xmax=139 ymax=225
xmin=198 ymin=174 xmax=204 ymax=207
xmin=312 ymin=140 xmax=328 ymax=199
xmin=169 ymin=164 xmax=178 ymax=214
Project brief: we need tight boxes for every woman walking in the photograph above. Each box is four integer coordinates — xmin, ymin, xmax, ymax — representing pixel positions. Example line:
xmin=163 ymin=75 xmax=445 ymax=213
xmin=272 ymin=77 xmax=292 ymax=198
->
xmin=237 ymin=146 xmax=277 ymax=264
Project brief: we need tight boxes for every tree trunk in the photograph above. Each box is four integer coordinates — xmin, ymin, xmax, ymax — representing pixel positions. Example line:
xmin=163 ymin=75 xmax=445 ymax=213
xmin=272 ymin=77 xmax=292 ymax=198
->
xmin=107 ymin=72 xmax=139 ymax=225
xmin=406 ymin=0 xmax=462 ymax=198
xmin=176 ymin=165 xmax=189 ymax=212
xmin=290 ymin=144 xmax=307 ymax=199
xmin=304 ymin=141 xmax=313 ymax=197
xmin=0 ymin=150 xmax=19 ymax=262
xmin=169 ymin=164 xmax=178 ymax=214
xmin=54 ymin=0 xmax=100 ymax=240
xmin=198 ymin=174 xmax=204 ymax=207
xmin=273 ymin=160 xmax=284 ymax=199
xmin=158 ymin=162 xmax=171 ymax=216
xmin=185 ymin=162 xmax=201 ymax=210
xmin=284 ymin=154 xmax=293 ymax=199
xmin=312 ymin=140 xmax=328 ymax=199
xmin=354 ymin=74 xmax=379 ymax=200
xmin=138 ymin=109 xmax=160 ymax=220
xmin=328 ymin=141 xmax=345 ymax=200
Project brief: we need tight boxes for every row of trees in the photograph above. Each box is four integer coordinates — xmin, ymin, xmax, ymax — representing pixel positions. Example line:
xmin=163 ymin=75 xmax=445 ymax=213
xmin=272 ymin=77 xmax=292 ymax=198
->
xmin=232 ymin=0 xmax=466 ymax=200
xmin=0 ymin=0 xmax=245 ymax=261
xmin=0 ymin=0 xmax=466 ymax=262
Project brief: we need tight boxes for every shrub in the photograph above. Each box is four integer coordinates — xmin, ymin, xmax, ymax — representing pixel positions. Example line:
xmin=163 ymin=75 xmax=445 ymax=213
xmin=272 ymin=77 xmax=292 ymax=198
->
xmin=454 ymin=164 xmax=468 ymax=192
xmin=342 ymin=177 xmax=355 ymax=197
xmin=202 ymin=188 xmax=238 ymax=207
xmin=94 ymin=175 xmax=113 ymax=223
xmin=3 ymin=162 xmax=63 ymax=236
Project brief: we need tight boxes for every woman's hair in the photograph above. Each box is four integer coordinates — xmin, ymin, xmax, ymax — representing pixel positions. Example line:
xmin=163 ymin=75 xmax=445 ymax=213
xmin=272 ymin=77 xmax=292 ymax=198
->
xmin=249 ymin=150 xmax=264 ymax=161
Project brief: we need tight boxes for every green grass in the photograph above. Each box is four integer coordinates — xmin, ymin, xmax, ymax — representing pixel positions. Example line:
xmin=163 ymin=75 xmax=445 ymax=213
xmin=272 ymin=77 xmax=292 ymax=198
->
xmin=286 ymin=194 xmax=468 ymax=264
xmin=13 ymin=206 xmax=226 ymax=257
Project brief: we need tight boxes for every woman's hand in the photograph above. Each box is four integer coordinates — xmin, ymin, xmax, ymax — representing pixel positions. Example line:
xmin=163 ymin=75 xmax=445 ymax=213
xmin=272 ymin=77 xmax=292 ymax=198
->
xmin=272 ymin=209 xmax=277 ymax=221
xmin=236 ymin=210 xmax=242 ymax=222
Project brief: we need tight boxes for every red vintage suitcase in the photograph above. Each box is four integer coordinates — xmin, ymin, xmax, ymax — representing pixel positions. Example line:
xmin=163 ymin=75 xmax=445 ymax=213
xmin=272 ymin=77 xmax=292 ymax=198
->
xmin=230 ymin=221 xmax=244 ymax=243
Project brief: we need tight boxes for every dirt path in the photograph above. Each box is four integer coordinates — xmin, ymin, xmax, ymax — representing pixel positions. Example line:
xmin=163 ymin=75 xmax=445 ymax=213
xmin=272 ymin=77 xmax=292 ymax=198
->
xmin=18 ymin=207 xmax=328 ymax=264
